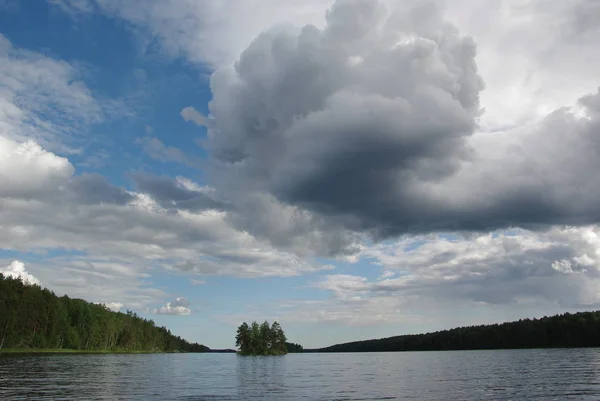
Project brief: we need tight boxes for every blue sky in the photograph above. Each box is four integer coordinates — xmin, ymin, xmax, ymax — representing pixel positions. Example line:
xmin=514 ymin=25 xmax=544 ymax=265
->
xmin=2 ymin=0 xmax=600 ymax=349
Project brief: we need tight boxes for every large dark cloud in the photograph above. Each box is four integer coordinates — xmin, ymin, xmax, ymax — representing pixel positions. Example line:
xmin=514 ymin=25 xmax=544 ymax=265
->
xmin=203 ymin=0 xmax=600 ymax=245
xmin=205 ymin=0 xmax=484 ymax=237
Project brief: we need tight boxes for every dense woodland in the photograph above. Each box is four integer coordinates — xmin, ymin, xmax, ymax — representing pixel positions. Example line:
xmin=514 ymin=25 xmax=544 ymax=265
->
xmin=286 ymin=341 xmax=304 ymax=353
xmin=315 ymin=311 xmax=600 ymax=353
xmin=235 ymin=321 xmax=289 ymax=355
xmin=0 ymin=274 xmax=208 ymax=352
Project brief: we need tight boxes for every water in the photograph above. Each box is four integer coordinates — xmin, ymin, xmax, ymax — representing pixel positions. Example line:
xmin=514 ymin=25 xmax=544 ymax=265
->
xmin=2 ymin=349 xmax=600 ymax=400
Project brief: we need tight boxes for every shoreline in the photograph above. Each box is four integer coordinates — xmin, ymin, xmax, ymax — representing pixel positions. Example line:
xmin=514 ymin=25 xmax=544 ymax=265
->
xmin=0 ymin=348 xmax=187 ymax=355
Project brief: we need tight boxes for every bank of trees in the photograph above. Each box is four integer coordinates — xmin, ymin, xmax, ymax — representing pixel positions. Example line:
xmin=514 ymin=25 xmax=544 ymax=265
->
xmin=0 ymin=273 xmax=208 ymax=352
xmin=286 ymin=342 xmax=304 ymax=353
xmin=316 ymin=311 xmax=600 ymax=353
xmin=235 ymin=321 xmax=288 ymax=355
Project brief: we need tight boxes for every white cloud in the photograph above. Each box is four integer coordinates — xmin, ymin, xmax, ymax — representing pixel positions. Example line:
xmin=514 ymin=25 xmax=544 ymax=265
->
xmin=248 ymin=227 xmax=600 ymax=328
xmin=0 ymin=135 xmax=330 ymax=282
xmin=53 ymin=0 xmax=329 ymax=68
xmin=26 ymin=0 xmax=600 ymax=330
xmin=136 ymin=137 xmax=200 ymax=167
xmin=315 ymin=274 xmax=370 ymax=301
xmin=99 ymin=301 xmax=124 ymax=311
xmin=0 ymin=135 xmax=74 ymax=199
xmin=1 ymin=260 xmax=40 ymax=286
xmin=154 ymin=297 xmax=191 ymax=316
xmin=53 ymin=0 xmax=600 ymax=132
xmin=180 ymin=106 xmax=208 ymax=127
xmin=194 ymin=2 xmax=600 ymax=254
xmin=0 ymin=34 xmax=103 ymax=151
xmin=378 ymin=270 xmax=396 ymax=280
xmin=442 ymin=0 xmax=600 ymax=132
xmin=50 ymin=1 xmax=600 ymax=246
xmin=355 ymin=227 xmax=600 ymax=306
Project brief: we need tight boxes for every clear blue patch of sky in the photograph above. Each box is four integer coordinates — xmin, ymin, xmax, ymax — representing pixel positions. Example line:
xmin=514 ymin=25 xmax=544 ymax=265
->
xmin=146 ymin=269 xmax=333 ymax=310
xmin=0 ymin=249 xmax=23 ymax=260
xmin=318 ymin=257 xmax=383 ymax=281
xmin=0 ymin=249 xmax=87 ymax=260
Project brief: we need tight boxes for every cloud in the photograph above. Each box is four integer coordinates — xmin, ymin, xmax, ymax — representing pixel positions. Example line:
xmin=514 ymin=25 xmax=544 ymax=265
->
xmin=180 ymin=106 xmax=208 ymax=127
xmin=422 ymin=88 xmax=600 ymax=231
xmin=0 ymin=135 xmax=329 ymax=281
xmin=51 ymin=0 xmax=600 ymax=256
xmin=154 ymin=297 xmax=191 ymax=315
xmin=0 ymin=135 xmax=74 ymax=199
xmin=29 ymin=258 xmax=166 ymax=311
xmin=219 ymin=192 xmax=361 ymax=258
xmin=206 ymin=0 xmax=483 ymax=239
xmin=132 ymin=173 xmax=226 ymax=212
xmin=0 ymin=136 xmax=131 ymax=205
xmin=99 ymin=301 xmax=124 ymax=311
xmin=355 ymin=227 xmax=600 ymax=307
xmin=26 ymin=0 xmax=600 ymax=329
xmin=136 ymin=137 xmax=201 ymax=167
xmin=0 ymin=34 xmax=103 ymax=151
xmin=68 ymin=174 xmax=134 ymax=205
xmin=452 ymin=0 xmax=600 ymax=132
xmin=53 ymin=0 xmax=600 ymax=131
xmin=260 ymin=226 xmax=600 ymax=327
xmin=52 ymin=0 xmax=329 ymax=67
xmin=1 ymin=260 xmax=40 ymax=285
xmin=201 ymin=0 xmax=600 ymax=252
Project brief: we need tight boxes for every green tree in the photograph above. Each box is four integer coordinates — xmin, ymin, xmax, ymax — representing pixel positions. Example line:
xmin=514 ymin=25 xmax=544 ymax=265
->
xmin=271 ymin=321 xmax=286 ymax=353
xmin=235 ymin=320 xmax=292 ymax=355
xmin=235 ymin=322 xmax=249 ymax=350
xmin=0 ymin=273 xmax=209 ymax=353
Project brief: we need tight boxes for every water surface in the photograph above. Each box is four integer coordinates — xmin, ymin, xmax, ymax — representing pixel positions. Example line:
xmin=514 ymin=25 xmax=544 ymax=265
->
xmin=2 ymin=348 xmax=600 ymax=400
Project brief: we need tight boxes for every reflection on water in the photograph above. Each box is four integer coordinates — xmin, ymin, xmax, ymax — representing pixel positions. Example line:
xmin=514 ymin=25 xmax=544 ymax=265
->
xmin=2 ymin=349 xmax=600 ymax=400
xmin=236 ymin=355 xmax=286 ymax=399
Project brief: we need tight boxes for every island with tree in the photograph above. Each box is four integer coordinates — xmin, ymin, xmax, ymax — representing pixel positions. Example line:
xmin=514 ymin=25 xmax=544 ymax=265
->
xmin=235 ymin=320 xmax=292 ymax=355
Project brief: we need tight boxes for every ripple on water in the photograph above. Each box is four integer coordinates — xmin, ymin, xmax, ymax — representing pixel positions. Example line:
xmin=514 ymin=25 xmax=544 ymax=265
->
xmin=2 ymin=349 xmax=600 ymax=400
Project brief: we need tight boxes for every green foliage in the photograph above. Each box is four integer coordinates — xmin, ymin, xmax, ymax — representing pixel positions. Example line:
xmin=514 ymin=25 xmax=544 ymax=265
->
xmin=285 ymin=342 xmax=304 ymax=353
xmin=316 ymin=311 xmax=600 ymax=353
xmin=0 ymin=273 xmax=209 ymax=353
xmin=235 ymin=320 xmax=289 ymax=355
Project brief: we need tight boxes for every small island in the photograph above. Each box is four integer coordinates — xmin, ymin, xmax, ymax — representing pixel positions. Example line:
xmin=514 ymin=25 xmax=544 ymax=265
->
xmin=235 ymin=321 xmax=288 ymax=355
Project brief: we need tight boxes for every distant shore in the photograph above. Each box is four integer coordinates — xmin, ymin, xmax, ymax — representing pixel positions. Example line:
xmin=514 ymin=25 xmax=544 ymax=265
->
xmin=0 ymin=348 xmax=187 ymax=354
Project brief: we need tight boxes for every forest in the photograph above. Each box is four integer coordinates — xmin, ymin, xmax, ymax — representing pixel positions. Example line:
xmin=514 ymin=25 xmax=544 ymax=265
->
xmin=286 ymin=341 xmax=304 ymax=353
xmin=0 ymin=273 xmax=208 ymax=352
xmin=235 ymin=321 xmax=290 ymax=355
xmin=314 ymin=311 xmax=600 ymax=353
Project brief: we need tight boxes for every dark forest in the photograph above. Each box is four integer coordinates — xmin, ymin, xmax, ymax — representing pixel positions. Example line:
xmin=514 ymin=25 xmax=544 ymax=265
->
xmin=313 ymin=311 xmax=600 ymax=353
xmin=0 ymin=274 xmax=208 ymax=352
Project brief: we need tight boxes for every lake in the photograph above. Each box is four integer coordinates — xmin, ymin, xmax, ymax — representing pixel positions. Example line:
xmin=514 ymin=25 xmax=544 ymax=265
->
xmin=2 ymin=349 xmax=600 ymax=400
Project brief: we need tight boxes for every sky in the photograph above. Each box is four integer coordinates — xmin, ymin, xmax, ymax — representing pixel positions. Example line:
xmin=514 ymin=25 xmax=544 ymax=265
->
xmin=1 ymin=0 xmax=600 ymax=349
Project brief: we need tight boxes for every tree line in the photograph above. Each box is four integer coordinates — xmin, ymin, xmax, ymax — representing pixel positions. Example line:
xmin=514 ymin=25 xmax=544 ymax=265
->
xmin=0 ymin=273 xmax=208 ymax=352
xmin=286 ymin=342 xmax=304 ymax=353
xmin=235 ymin=321 xmax=289 ymax=355
xmin=314 ymin=311 xmax=600 ymax=353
